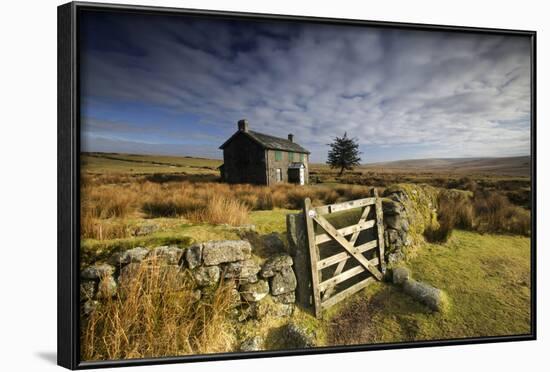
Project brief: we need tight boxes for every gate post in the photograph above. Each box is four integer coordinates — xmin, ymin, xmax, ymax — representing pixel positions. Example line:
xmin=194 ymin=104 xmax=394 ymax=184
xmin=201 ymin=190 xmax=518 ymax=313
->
xmin=303 ymin=197 xmax=322 ymax=318
xmin=286 ymin=212 xmax=313 ymax=311
xmin=371 ymin=188 xmax=387 ymax=273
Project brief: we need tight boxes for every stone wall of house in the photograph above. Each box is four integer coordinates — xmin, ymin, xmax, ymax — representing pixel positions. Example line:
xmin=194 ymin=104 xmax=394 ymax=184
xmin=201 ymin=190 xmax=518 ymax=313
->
xmin=80 ymin=240 xmax=298 ymax=319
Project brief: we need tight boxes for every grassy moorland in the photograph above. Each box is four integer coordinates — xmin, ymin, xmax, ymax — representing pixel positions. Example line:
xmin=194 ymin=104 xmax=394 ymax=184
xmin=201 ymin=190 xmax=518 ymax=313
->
xmin=326 ymin=231 xmax=531 ymax=345
xmin=81 ymin=152 xmax=222 ymax=176
xmin=80 ymin=152 xmax=531 ymax=359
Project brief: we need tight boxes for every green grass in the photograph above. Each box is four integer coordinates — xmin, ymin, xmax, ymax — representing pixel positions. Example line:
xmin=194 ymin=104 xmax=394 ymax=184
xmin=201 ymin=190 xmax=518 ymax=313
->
xmin=81 ymin=209 xmax=297 ymax=264
xmin=249 ymin=209 xmax=298 ymax=235
xmin=325 ymin=230 xmax=531 ymax=345
xmin=81 ymin=219 xmax=241 ymax=264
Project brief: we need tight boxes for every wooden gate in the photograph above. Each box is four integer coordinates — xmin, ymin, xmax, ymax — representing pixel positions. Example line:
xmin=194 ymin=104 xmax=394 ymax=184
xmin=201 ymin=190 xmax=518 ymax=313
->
xmin=303 ymin=189 xmax=386 ymax=318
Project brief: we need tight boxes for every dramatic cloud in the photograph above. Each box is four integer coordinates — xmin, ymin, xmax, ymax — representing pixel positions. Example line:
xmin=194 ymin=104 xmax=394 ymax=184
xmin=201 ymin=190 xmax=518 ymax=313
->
xmin=80 ymin=11 xmax=531 ymax=162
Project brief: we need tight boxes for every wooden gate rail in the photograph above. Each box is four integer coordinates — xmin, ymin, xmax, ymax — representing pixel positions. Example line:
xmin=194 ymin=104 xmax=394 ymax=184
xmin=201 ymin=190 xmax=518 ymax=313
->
xmin=304 ymin=189 xmax=386 ymax=318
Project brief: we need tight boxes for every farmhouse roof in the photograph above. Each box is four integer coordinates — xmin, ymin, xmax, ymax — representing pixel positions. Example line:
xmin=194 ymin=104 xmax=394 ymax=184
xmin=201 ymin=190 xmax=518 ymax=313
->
xmin=220 ymin=129 xmax=310 ymax=154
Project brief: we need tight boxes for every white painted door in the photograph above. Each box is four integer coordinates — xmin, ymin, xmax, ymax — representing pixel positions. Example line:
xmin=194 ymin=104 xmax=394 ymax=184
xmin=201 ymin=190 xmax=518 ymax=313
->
xmin=299 ymin=168 xmax=305 ymax=185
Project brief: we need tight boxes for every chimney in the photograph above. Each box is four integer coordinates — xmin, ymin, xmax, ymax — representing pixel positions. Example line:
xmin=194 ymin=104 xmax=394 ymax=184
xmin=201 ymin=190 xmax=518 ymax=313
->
xmin=238 ymin=119 xmax=249 ymax=132
xmin=288 ymin=133 xmax=294 ymax=142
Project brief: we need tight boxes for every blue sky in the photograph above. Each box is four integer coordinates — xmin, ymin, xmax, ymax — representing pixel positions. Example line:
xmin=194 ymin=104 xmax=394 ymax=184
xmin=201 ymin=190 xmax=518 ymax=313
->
xmin=80 ymin=11 xmax=531 ymax=163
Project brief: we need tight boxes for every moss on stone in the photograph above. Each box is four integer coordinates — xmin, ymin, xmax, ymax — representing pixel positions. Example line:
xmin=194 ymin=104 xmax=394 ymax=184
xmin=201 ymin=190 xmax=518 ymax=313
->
xmin=384 ymin=183 xmax=439 ymax=250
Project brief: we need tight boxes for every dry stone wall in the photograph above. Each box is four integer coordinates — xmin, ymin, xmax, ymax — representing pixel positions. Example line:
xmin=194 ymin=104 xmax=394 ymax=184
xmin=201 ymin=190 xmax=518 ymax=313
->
xmin=80 ymin=240 xmax=298 ymax=319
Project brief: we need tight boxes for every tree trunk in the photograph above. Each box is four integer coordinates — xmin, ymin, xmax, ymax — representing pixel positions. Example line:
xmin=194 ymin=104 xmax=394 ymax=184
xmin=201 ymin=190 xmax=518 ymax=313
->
xmin=338 ymin=167 xmax=345 ymax=176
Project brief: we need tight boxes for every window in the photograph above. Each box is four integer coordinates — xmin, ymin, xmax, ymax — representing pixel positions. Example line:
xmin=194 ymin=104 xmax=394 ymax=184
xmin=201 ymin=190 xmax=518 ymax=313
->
xmin=275 ymin=151 xmax=282 ymax=161
xmin=276 ymin=168 xmax=282 ymax=182
xmin=289 ymin=152 xmax=295 ymax=161
xmin=300 ymin=153 xmax=305 ymax=162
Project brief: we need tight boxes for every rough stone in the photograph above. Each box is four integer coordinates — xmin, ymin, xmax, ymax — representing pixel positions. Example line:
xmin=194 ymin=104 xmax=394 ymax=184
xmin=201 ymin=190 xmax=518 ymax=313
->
xmin=260 ymin=254 xmax=293 ymax=278
xmin=282 ymin=323 xmax=316 ymax=348
xmin=193 ymin=266 xmax=220 ymax=287
xmin=118 ymin=262 xmax=141 ymax=288
xmin=403 ymin=279 xmax=450 ymax=312
xmin=236 ymin=274 xmax=259 ymax=285
xmin=229 ymin=288 xmax=242 ymax=308
xmin=385 ymin=215 xmax=402 ymax=230
xmin=240 ymin=279 xmax=270 ymax=302
xmin=382 ymin=199 xmax=404 ymax=216
xmin=185 ymin=244 xmax=203 ymax=269
xmin=270 ymin=267 xmax=297 ymax=295
xmin=190 ymin=289 xmax=202 ymax=302
xmin=252 ymin=299 xmax=293 ymax=319
xmin=286 ymin=213 xmax=306 ymax=256
xmin=384 ymin=188 xmax=407 ymax=201
xmin=237 ymin=306 xmax=254 ymax=322
xmin=109 ymin=247 xmax=149 ymax=266
xmin=272 ymin=291 xmax=296 ymax=304
xmin=134 ymin=223 xmax=159 ymax=236
xmin=82 ymin=300 xmax=99 ymax=316
xmin=240 ymin=336 xmax=264 ymax=352
xmin=149 ymin=245 xmax=184 ymax=265
xmin=81 ymin=263 xmax=115 ymax=280
xmin=223 ymin=259 xmax=261 ymax=279
xmin=80 ymin=280 xmax=96 ymax=302
xmin=387 ymin=229 xmax=400 ymax=244
xmin=202 ymin=240 xmax=252 ymax=265
xmin=392 ymin=267 xmax=411 ymax=285
xmin=96 ymin=275 xmax=117 ymax=299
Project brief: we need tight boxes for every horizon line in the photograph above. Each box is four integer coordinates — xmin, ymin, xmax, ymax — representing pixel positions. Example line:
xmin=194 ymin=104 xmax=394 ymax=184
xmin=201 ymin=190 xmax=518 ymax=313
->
xmin=81 ymin=151 xmax=531 ymax=164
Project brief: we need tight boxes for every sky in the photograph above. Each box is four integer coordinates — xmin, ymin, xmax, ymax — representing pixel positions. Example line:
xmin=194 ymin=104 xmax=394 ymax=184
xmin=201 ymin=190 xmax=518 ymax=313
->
xmin=80 ymin=10 xmax=532 ymax=163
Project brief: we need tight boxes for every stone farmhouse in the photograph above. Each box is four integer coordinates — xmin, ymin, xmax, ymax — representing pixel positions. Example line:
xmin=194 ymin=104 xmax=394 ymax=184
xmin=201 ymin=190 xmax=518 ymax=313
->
xmin=219 ymin=119 xmax=310 ymax=185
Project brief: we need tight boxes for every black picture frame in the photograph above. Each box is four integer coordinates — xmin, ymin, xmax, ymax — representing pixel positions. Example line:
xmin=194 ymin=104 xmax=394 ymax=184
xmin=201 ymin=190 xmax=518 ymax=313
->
xmin=58 ymin=1 xmax=537 ymax=369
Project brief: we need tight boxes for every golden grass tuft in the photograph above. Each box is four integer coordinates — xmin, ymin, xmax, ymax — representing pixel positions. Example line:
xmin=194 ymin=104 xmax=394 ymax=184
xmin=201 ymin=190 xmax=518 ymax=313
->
xmin=473 ymin=191 xmax=530 ymax=236
xmin=81 ymin=257 xmax=236 ymax=361
xmin=188 ymin=195 xmax=250 ymax=226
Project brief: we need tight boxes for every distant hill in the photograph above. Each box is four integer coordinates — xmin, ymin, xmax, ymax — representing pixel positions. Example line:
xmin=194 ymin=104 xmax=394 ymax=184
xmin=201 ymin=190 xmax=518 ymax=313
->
xmin=361 ymin=156 xmax=531 ymax=177
xmin=81 ymin=152 xmax=222 ymax=175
